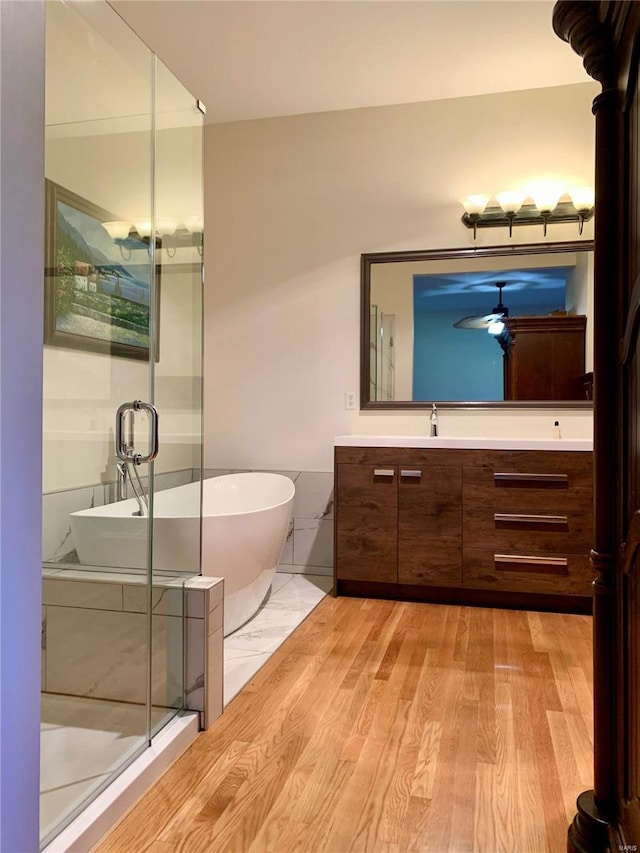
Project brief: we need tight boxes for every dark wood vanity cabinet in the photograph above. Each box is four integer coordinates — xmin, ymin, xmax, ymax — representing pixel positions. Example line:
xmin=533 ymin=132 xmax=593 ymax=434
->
xmin=334 ymin=445 xmax=593 ymax=612
xmin=461 ymin=450 xmax=593 ymax=600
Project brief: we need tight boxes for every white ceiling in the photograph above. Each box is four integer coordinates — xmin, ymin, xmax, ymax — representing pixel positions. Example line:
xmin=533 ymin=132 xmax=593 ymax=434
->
xmin=108 ymin=0 xmax=591 ymax=124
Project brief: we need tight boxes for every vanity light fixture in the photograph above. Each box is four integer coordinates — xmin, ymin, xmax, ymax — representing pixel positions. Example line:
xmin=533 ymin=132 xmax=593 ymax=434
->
xmin=460 ymin=194 xmax=490 ymax=239
xmin=568 ymin=186 xmax=596 ymax=235
xmin=495 ymin=191 xmax=525 ymax=237
xmin=460 ymin=185 xmax=594 ymax=238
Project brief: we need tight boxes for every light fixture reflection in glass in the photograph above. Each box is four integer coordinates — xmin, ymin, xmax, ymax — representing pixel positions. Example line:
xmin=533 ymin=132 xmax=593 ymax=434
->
xmin=133 ymin=218 xmax=152 ymax=238
xmin=184 ymin=216 xmax=204 ymax=233
xmin=156 ymin=217 xmax=178 ymax=236
xmin=101 ymin=221 xmax=131 ymax=240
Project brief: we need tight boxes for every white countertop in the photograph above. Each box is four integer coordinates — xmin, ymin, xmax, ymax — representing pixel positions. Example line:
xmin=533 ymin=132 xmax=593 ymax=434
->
xmin=334 ymin=435 xmax=593 ymax=451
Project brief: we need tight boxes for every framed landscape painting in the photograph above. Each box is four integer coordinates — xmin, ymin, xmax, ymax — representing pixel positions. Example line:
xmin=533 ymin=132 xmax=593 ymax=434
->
xmin=44 ymin=180 xmax=157 ymax=361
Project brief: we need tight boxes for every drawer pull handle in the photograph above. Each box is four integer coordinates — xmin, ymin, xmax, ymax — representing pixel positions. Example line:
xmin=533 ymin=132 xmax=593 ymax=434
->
xmin=494 ymin=554 xmax=569 ymax=575
xmin=494 ymin=472 xmax=569 ymax=485
xmin=373 ymin=469 xmax=394 ymax=478
xmin=494 ymin=512 xmax=568 ymax=526
xmin=400 ymin=469 xmax=422 ymax=478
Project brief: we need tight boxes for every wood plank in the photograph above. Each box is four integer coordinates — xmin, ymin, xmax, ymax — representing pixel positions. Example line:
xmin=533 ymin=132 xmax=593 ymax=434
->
xmin=94 ymin=597 xmax=593 ymax=853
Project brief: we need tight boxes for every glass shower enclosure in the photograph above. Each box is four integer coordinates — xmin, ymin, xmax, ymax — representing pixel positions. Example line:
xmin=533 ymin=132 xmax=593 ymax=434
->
xmin=41 ymin=1 xmax=204 ymax=845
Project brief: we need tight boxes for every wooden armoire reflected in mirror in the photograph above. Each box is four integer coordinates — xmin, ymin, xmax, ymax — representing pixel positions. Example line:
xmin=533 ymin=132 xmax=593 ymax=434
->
xmin=504 ymin=314 xmax=588 ymax=401
xmin=554 ymin=2 xmax=640 ymax=849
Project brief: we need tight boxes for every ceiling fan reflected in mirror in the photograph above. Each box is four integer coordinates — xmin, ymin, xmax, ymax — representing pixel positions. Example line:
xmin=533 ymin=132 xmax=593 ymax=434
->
xmin=453 ymin=281 xmax=509 ymax=332
xmin=453 ymin=282 xmax=513 ymax=352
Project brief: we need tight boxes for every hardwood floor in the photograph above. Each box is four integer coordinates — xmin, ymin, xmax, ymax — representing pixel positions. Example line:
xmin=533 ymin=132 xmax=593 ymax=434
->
xmin=93 ymin=596 xmax=593 ymax=853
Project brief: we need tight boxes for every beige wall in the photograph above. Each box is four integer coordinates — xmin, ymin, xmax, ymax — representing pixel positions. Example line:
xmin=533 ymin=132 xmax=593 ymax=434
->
xmin=204 ymin=82 xmax=598 ymax=472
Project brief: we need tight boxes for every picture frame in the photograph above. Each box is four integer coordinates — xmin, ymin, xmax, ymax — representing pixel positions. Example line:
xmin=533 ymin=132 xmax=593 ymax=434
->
xmin=44 ymin=179 xmax=158 ymax=361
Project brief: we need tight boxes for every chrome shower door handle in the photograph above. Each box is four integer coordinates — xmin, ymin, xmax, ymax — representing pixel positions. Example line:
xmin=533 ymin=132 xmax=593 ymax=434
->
xmin=115 ymin=400 xmax=159 ymax=465
xmin=132 ymin=400 xmax=159 ymax=463
xmin=115 ymin=402 xmax=136 ymax=462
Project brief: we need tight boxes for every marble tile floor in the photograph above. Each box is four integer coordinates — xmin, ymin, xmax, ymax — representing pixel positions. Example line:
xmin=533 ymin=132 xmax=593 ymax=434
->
xmin=39 ymin=572 xmax=332 ymax=846
xmin=224 ymin=572 xmax=333 ymax=706
xmin=40 ymin=695 xmax=172 ymax=846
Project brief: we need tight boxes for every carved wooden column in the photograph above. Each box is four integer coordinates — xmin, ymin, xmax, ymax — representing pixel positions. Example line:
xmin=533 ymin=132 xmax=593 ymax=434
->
xmin=553 ymin=2 xmax=620 ymax=850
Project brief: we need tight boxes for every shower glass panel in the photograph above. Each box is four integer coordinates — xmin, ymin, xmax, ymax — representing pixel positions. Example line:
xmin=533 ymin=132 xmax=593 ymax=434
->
xmin=41 ymin=1 xmax=203 ymax=846
xmin=150 ymin=58 xmax=204 ymax=736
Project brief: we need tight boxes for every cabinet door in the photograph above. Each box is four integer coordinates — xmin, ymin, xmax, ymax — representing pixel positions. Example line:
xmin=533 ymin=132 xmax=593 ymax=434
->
xmin=398 ymin=466 xmax=462 ymax=586
xmin=335 ymin=463 xmax=397 ymax=583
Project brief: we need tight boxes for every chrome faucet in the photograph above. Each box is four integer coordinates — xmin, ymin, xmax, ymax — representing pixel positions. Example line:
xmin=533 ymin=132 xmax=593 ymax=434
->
xmin=430 ymin=403 xmax=438 ymax=436
xmin=116 ymin=458 xmax=148 ymax=516
xmin=116 ymin=460 xmax=128 ymax=501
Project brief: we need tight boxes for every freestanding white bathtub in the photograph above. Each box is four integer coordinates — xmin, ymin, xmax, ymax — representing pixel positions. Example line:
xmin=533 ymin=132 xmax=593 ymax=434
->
xmin=69 ymin=473 xmax=295 ymax=635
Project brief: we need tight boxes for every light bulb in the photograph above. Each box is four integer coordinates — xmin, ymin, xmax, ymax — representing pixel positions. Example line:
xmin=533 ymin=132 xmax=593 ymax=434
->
xmin=101 ymin=221 xmax=131 ymax=240
xmin=496 ymin=191 xmax=525 ymax=214
xmin=488 ymin=320 xmax=505 ymax=336
xmin=460 ymin=194 xmax=490 ymax=215
xmin=569 ymin=187 xmax=595 ymax=211
xmin=529 ymin=182 xmax=563 ymax=213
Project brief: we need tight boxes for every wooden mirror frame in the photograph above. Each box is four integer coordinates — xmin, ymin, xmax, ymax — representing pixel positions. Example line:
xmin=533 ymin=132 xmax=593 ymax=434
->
xmin=360 ymin=238 xmax=595 ymax=410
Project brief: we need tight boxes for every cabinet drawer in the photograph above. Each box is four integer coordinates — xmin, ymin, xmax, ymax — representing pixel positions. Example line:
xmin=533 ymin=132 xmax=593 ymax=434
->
xmin=337 ymin=463 xmax=397 ymax=507
xmin=463 ymin=549 xmax=592 ymax=596
xmin=463 ymin=507 xmax=592 ymax=553
xmin=463 ymin=463 xmax=592 ymax=512
xmin=335 ymin=505 xmax=397 ymax=583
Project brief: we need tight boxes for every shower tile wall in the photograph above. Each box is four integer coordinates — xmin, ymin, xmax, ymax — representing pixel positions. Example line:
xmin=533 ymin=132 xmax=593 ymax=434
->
xmin=204 ymin=469 xmax=334 ymax=577
xmin=41 ymin=573 xmax=223 ymax=730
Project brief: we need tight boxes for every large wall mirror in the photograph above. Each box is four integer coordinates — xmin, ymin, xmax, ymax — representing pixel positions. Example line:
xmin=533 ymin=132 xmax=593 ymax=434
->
xmin=360 ymin=240 xmax=594 ymax=410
